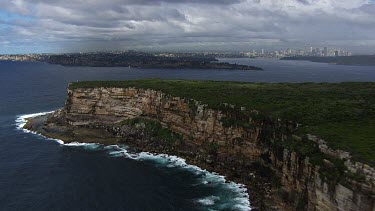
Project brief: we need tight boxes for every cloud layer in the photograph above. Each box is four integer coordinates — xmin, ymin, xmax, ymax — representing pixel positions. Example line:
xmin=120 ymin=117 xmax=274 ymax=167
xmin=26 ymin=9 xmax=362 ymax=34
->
xmin=1 ymin=0 xmax=375 ymax=53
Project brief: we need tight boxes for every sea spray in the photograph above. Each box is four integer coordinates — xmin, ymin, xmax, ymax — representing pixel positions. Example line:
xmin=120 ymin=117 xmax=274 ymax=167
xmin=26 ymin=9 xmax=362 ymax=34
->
xmin=15 ymin=111 xmax=64 ymax=144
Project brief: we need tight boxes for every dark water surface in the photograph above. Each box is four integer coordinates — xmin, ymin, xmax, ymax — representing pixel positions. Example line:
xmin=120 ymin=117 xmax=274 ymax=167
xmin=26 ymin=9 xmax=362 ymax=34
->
xmin=0 ymin=58 xmax=374 ymax=210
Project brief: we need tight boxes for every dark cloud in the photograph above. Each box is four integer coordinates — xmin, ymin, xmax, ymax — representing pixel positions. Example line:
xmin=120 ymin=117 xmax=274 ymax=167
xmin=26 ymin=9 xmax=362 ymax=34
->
xmin=296 ymin=0 xmax=311 ymax=5
xmin=125 ymin=0 xmax=245 ymax=4
xmin=35 ymin=0 xmax=243 ymax=4
xmin=0 ymin=0 xmax=374 ymax=54
xmin=359 ymin=2 xmax=375 ymax=13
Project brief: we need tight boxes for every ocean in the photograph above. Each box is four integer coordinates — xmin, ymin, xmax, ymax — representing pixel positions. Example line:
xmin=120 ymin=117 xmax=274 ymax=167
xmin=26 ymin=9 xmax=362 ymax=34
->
xmin=0 ymin=58 xmax=374 ymax=210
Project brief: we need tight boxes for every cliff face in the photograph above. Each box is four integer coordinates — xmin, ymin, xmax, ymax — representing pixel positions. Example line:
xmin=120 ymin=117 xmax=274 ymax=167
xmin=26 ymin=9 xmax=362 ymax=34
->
xmin=64 ymin=87 xmax=264 ymax=158
xmin=58 ymin=87 xmax=374 ymax=210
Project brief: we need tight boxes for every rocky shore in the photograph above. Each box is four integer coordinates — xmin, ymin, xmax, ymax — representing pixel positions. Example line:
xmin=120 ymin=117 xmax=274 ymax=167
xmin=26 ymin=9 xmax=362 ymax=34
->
xmin=24 ymin=85 xmax=375 ymax=210
xmin=24 ymin=112 xmax=272 ymax=210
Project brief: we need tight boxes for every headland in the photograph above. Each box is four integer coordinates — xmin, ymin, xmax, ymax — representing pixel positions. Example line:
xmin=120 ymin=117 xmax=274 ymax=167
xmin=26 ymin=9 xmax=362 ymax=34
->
xmin=24 ymin=79 xmax=375 ymax=210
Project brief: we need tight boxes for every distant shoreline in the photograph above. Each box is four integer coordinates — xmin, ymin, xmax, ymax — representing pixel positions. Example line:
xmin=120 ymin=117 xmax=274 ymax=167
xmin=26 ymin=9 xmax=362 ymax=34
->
xmin=281 ymin=55 xmax=375 ymax=66
xmin=0 ymin=52 xmax=263 ymax=71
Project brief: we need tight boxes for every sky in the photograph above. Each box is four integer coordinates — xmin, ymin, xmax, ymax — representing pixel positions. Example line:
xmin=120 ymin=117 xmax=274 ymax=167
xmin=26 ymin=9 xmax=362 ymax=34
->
xmin=0 ymin=0 xmax=375 ymax=54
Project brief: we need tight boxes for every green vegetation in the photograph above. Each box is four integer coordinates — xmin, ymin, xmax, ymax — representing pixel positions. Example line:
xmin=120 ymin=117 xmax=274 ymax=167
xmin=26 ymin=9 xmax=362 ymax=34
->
xmin=271 ymin=135 xmax=358 ymax=186
xmin=202 ymin=140 xmax=220 ymax=155
xmin=220 ymin=116 xmax=253 ymax=128
xmin=121 ymin=117 xmax=183 ymax=145
xmin=298 ymin=120 xmax=375 ymax=163
xmin=272 ymin=136 xmax=320 ymax=161
xmin=70 ymin=79 xmax=375 ymax=165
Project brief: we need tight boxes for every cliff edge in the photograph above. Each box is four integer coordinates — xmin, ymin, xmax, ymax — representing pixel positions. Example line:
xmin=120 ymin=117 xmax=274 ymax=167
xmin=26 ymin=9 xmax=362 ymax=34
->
xmin=24 ymin=80 xmax=375 ymax=210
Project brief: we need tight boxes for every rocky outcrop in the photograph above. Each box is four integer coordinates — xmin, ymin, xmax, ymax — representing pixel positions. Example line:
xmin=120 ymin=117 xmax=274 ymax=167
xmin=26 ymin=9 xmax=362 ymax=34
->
xmin=39 ymin=86 xmax=375 ymax=210
xmin=64 ymin=87 xmax=263 ymax=155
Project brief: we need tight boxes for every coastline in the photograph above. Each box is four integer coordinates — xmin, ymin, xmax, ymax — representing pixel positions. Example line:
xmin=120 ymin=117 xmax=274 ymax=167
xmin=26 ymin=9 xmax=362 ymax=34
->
xmin=16 ymin=111 xmax=253 ymax=211
xmin=17 ymin=80 xmax=375 ymax=210
xmin=280 ymin=55 xmax=375 ymax=66
xmin=16 ymin=111 xmax=64 ymax=145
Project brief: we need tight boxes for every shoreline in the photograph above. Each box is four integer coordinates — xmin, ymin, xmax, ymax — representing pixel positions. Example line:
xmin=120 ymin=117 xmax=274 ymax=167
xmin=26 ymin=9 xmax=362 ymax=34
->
xmin=16 ymin=111 xmax=64 ymax=145
xmin=16 ymin=111 xmax=253 ymax=211
xmin=280 ymin=55 xmax=375 ymax=66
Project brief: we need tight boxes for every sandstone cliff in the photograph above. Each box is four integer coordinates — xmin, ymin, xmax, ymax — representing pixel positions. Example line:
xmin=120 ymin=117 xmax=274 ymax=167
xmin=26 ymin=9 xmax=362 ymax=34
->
xmin=39 ymin=86 xmax=375 ymax=210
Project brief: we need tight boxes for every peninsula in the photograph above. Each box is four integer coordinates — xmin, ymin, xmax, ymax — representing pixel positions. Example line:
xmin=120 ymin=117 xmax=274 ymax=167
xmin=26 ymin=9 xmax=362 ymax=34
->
xmin=0 ymin=51 xmax=263 ymax=70
xmin=24 ymin=79 xmax=375 ymax=210
xmin=281 ymin=55 xmax=375 ymax=66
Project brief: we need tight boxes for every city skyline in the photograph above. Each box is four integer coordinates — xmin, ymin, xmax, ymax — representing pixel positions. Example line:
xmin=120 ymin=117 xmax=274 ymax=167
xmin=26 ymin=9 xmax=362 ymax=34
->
xmin=1 ymin=0 xmax=375 ymax=54
xmin=0 ymin=45 xmax=355 ymax=56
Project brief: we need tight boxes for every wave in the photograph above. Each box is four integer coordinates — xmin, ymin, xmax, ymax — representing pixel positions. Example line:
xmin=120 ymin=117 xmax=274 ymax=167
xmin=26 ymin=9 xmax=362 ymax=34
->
xmin=70 ymin=143 xmax=252 ymax=210
xmin=15 ymin=111 xmax=64 ymax=144
xmin=197 ymin=195 xmax=220 ymax=206
xmin=15 ymin=112 xmax=251 ymax=210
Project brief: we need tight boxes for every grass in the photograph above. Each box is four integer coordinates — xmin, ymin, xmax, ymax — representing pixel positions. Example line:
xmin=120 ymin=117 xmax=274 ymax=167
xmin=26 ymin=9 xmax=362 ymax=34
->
xmin=70 ymin=79 xmax=375 ymax=165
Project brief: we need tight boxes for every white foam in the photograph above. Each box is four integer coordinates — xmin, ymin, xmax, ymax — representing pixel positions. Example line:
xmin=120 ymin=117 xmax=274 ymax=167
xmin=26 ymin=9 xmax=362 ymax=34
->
xmin=15 ymin=111 xmax=54 ymax=129
xmin=15 ymin=111 xmax=64 ymax=144
xmin=64 ymin=142 xmax=101 ymax=150
xmin=197 ymin=196 xmax=220 ymax=206
xmin=16 ymin=113 xmax=251 ymax=210
xmin=64 ymin=142 xmax=90 ymax=146
xmin=103 ymin=145 xmax=251 ymax=210
xmin=197 ymin=198 xmax=215 ymax=206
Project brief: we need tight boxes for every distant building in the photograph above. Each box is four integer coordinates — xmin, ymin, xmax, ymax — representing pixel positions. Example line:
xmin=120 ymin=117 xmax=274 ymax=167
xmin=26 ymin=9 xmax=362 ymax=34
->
xmin=314 ymin=48 xmax=321 ymax=56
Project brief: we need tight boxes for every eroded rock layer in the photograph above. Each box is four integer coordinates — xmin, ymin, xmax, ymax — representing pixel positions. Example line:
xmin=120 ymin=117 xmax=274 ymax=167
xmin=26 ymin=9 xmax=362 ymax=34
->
xmin=32 ymin=86 xmax=375 ymax=211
